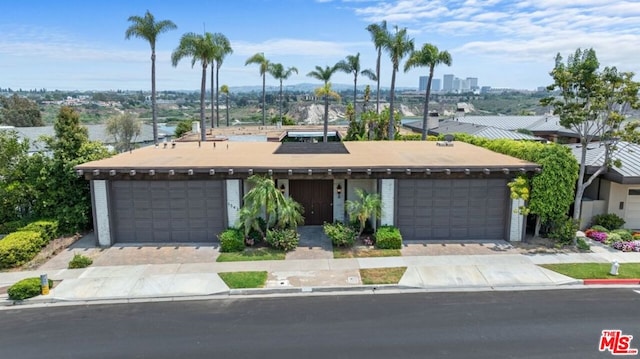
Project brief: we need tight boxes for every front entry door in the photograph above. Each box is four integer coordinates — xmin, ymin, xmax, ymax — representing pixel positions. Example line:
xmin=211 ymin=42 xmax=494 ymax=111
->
xmin=288 ymin=180 xmax=333 ymax=225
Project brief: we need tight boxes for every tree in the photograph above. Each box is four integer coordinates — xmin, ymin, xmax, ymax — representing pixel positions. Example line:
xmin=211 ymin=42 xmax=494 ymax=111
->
xmin=345 ymin=188 xmax=382 ymax=237
xmin=0 ymin=129 xmax=32 ymax=222
xmin=335 ymin=53 xmax=376 ymax=120
xmin=220 ymin=84 xmax=231 ymax=126
xmin=307 ymin=65 xmax=340 ymax=142
xmin=268 ymin=63 xmax=298 ymax=125
xmin=210 ymin=33 xmax=233 ymax=128
xmin=125 ymin=10 xmax=177 ymax=145
xmin=174 ymin=119 xmax=193 ymax=138
xmin=541 ymin=48 xmax=640 ymax=222
xmin=171 ymin=32 xmax=217 ymax=141
xmin=366 ymin=20 xmax=389 ymax=114
xmin=105 ymin=113 xmax=142 ymax=152
xmin=404 ymin=43 xmax=452 ymax=140
xmin=382 ymin=26 xmax=414 ymax=140
xmin=0 ymin=94 xmax=43 ymax=127
xmin=245 ymin=53 xmax=270 ymax=126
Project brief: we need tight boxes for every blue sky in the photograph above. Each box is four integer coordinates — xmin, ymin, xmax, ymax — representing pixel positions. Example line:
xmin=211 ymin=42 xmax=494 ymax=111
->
xmin=1 ymin=0 xmax=639 ymax=91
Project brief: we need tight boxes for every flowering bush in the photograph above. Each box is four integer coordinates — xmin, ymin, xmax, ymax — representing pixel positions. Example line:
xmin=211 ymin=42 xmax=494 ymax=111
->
xmin=588 ymin=231 xmax=608 ymax=243
xmin=612 ymin=240 xmax=640 ymax=252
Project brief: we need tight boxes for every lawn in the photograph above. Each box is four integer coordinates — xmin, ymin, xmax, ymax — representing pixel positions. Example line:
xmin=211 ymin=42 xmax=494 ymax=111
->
xmin=360 ymin=267 xmax=407 ymax=285
xmin=541 ymin=263 xmax=640 ymax=279
xmin=333 ymin=247 xmax=402 ymax=259
xmin=218 ymin=271 xmax=268 ymax=289
xmin=216 ymin=247 xmax=286 ymax=262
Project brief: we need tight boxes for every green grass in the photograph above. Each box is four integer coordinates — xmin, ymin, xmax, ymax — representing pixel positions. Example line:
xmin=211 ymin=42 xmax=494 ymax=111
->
xmin=333 ymin=247 xmax=402 ymax=259
xmin=219 ymin=271 xmax=268 ymax=289
xmin=541 ymin=263 xmax=640 ymax=279
xmin=216 ymin=247 xmax=286 ymax=262
xmin=360 ymin=267 xmax=407 ymax=285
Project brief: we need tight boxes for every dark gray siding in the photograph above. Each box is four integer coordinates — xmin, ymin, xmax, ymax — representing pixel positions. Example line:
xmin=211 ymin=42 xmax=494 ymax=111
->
xmin=397 ymin=179 xmax=508 ymax=240
xmin=111 ymin=180 xmax=225 ymax=243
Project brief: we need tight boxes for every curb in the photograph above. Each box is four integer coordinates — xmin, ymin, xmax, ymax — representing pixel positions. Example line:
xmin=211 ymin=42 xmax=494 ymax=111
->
xmin=583 ymin=279 xmax=640 ymax=285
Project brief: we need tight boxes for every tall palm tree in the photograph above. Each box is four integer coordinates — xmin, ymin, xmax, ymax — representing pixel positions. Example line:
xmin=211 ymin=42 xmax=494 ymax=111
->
xmin=366 ymin=20 xmax=388 ymax=114
xmin=307 ymin=65 xmax=340 ymax=142
xmin=245 ymin=53 xmax=270 ymax=126
xmin=125 ymin=10 xmax=177 ymax=145
xmin=268 ymin=63 xmax=298 ymax=125
xmin=405 ymin=43 xmax=452 ymax=140
xmin=220 ymin=84 xmax=231 ymax=126
xmin=336 ymin=53 xmax=376 ymax=120
xmin=211 ymin=33 xmax=233 ymax=128
xmin=382 ymin=25 xmax=414 ymax=140
xmin=171 ymin=32 xmax=216 ymax=141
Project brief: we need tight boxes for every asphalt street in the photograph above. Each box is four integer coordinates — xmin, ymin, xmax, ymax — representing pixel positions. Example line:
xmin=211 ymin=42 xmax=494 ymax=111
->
xmin=1 ymin=289 xmax=638 ymax=359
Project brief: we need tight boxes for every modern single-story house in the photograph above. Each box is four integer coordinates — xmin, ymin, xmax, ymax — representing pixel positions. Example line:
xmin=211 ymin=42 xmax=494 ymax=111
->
xmin=75 ymin=141 xmax=539 ymax=246
xmin=569 ymin=141 xmax=640 ymax=230
xmin=403 ymin=119 xmax=544 ymax=141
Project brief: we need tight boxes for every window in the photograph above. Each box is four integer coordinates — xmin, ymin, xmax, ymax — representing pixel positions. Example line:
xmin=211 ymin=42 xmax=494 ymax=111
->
xmin=629 ymin=189 xmax=640 ymax=196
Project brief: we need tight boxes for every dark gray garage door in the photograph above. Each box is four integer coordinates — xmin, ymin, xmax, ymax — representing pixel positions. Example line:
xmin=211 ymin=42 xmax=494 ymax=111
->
xmin=397 ymin=179 xmax=508 ymax=240
xmin=111 ymin=180 xmax=225 ymax=243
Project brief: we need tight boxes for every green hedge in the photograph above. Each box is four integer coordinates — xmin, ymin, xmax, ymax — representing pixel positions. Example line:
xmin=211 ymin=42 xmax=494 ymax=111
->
xmin=7 ymin=277 xmax=53 ymax=301
xmin=18 ymin=219 xmax=59 ymax=243
xmin=0 ymin=231 xmax=45 ymax=269
xmin=266 ymin=228 xmax=299 ymax=252
xmin=218 ymin=228 xmax=245 ymax=253
xmin=323 ymin=222 xmax=357 ymax=247
xmin=375 ymin=225 xmax=403 ymax=249
xmin=0 ymin=220 xmax=28 ymax=235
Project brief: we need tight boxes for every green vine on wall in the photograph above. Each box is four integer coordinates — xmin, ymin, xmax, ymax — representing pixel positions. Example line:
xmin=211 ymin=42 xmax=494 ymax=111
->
xmin=507 ymin=176 xmax=530 ymax=215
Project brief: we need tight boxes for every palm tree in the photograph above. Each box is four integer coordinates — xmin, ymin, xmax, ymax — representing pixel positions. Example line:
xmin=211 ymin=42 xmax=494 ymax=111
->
xmin=268 ymin=63 xmax=298 ymax=125
xmin=125 ymin=10 xmax=177 ymax=145
xmin=382 ymin=25 xmax=414 ymax=140
xmin=366 ymin=20 xmax=388 ymax=114
xmin=345 ymin=188 xmax=382 ymax=237
xmin=405 ymin=43 xmax=452 ymax=140
xmin=211 ymin=33 xmax=233 ymax=128
xmin=241 ymin=175 xmax=286 ymax=239
xmin=307 ymin=65 xmax=340 ymax=142
xmin=220 ymin=84 xmax=231 ymax=126
xmin=171 ymin=32 xmax=216 ymax=141
xmin=245 ymin=53 xmax=270 ymax=126
xmin=336 ymin=53 xmax=376 ymax=119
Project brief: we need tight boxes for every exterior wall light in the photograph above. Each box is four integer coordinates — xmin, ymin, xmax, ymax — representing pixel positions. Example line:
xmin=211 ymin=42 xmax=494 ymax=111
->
xmin=209 ymin=169 xmax=216 ymax=175
xmin=92 ymin=169 xmax=100 ymax=176
xmin=169 ymin=170 xmax=175 ymax=176
xmin=445 ymin=169 xmax=451 ymax=175
xmin=336 ymin=184 xmax=342 ymax=198
xmin=228 ymin=169 xmax=234 ymax=175
xmin=109 ymin=170 xmax=116 ymax=176
xmin=279 ymin=184 xmax=285 ymax=195
xmin=187 ymin=169 xmax=194 ymax=176
xmin=248 ymin=169 xmax=253 ymax=175
xmin=149 ymin=170 xmax=155 ymax=176
xmin=129 ymin=170 xmax=136 ymax=176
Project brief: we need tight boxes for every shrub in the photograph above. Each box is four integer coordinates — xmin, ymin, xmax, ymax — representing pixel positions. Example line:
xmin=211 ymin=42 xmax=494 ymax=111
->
xmin=592 ymin=213 xmax=625 ymax=231
xmin=265 ymin=228 xmax=299 ymax=252
xmin=0 ymin=231 xmax=45 ymax=269
xmin=7 ymin=277 xmax=53 ymax=301
xmin=588 ymin=231 xmax=608 ymax=243
xmin=323 ymin=222 xmax=357 ymax=247
xmin=606 ymin=233 xmax=622 ymax=245
xmin=375 ymin=225 xmax=403 ymax=250
xmin=576 ymin=237 xmax=590 ymax=251
xmin=547 ymin=217 xmax=578 ymax=245
xmin=18 ymin=219 xmax=59 ymax=243
xmin=611 ymin=229 xmax=633 ymax=241
xmin=0 ymin=220 xmax=29 ymax=234
xmin=68 ymin=253 xmax=93 ymax=269
xmin=218 ymin=228 xmax=245 ymax=253
xmin=590 ymin=225 xmax=608 ymax=233
xmin=612 ymin=241 xmax=640 ymax=252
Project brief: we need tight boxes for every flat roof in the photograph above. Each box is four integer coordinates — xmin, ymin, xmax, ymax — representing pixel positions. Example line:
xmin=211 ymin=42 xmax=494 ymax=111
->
xmin=77 ymin=141 xmax=538 ymax=173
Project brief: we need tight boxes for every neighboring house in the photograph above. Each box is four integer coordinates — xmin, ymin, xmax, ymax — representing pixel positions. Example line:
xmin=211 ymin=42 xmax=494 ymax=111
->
xmin=408 ymin=115 xmax=582 ymax=143
xmin=5 ymin=124 xmax=168 ymax=153
xmin=403 ymin=119 xmax=544 ymax=141
xmin=568 ymin=141 xmax=640 ymax=230
xmin=76 ymin=141 xmax=539 ymax=246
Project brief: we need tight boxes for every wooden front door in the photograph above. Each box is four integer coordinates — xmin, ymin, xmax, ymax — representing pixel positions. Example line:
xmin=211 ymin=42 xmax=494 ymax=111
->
xmin=288 ymin=180 xmax=333 ymax=225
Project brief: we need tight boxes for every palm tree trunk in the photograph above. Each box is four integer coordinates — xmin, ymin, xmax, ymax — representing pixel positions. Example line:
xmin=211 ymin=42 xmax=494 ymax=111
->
xmin=261 ymin=74 xmax=266 ymax=126
xmin=375 ymin=49 xmax=381 ymax=114
xmin=210 ymin=63 xmax=215 ymax=128
xmin=216 ymin=65 xmax=221 ymax=127
xmin=323 ymin=95 xmax=329 ymax=143
xmin=279 ymin=80 xmax=283 ymax=126
xmin=200 ymin=64 xmax=207 ymax=141
xmin=388 ymin=69 xmax=396 ymax=140
xmin=151 ymin=49 xmax=158 ymax=145
xmin=353 ymin=74 xmax=357 ymax=119
xmin=226 ymin=94 xmax=230 ymax=126
xmin=421 ymin=67 xmax=434 ymax=140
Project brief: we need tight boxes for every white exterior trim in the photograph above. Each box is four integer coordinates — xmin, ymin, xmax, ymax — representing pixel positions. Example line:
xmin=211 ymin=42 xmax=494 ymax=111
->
xmin=333 ymin=179 xmax=345 ymax=222
xmin=380 ymin=179 xmax=395 ymax=226
xmin=226 ymin=179 xmax=241 ymax=227
xmin=92 ymin=180 xmax=112 ymax=246
xmin=508 ymin=198 xmax=525 ymax=242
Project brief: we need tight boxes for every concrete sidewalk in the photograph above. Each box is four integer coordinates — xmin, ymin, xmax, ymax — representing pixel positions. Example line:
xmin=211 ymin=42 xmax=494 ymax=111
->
xmin=1 ymin=235 xmax=640 ymax=307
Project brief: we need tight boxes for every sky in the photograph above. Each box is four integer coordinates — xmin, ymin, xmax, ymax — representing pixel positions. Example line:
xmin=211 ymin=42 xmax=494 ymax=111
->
xmin=0 ymin=0 xmax=639 ymax=92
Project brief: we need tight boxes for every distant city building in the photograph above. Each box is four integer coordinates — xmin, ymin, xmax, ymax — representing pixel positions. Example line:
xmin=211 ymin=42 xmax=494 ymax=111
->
xmin=467 ymin=77 xmax=479 ymax=91
xmin=452 ymin=77 xmax=461 ymax=92
xmin=418 ymin=76 xmax=428 ymax=92
xmin=431 ymin=79 xmax=441 ymax=92
xmin=443 ymin=74 xmax=454 ymax=92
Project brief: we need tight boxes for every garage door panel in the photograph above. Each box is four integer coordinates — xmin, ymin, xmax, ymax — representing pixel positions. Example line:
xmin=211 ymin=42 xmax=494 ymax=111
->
xmin=397 ymin=179 xmax=507 ymax=241
xmin=111 ymin=180 xmax=225 ymax=243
